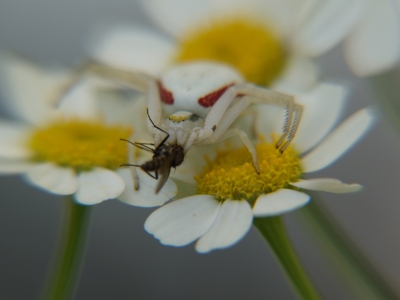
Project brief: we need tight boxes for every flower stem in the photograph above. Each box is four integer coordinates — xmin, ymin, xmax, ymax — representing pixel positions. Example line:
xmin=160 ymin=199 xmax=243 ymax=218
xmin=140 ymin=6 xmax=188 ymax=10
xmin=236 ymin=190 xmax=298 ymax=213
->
xmin=369 ymin=68 xmax=400 ymax=135
xmin=42 ymin=197 xmax=92 ymax=300
xmin=253 ymin=216 xmax=322 ymax=300
xmin=300 ymin=198 xmax=398 ymax=300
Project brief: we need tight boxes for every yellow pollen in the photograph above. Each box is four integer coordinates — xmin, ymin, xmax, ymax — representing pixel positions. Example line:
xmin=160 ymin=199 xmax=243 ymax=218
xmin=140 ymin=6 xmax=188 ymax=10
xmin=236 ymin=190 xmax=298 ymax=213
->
xmin=195 ymin=142 xmax=302 ymax=204
xmin=28 ymin=120 xmax=133 ymax=171
xmin=176 ymin=18 xmax=287 ymax=86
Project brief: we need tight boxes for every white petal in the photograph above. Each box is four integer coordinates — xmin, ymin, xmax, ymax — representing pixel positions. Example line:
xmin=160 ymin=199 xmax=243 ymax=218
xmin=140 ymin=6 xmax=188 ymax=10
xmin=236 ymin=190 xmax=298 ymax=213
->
xmin=95 ymin=92 xmax=149 ymax=128
xmin=144 ymin=195 xmax=221 ymax=246
xmin=90 ymin=27 xmax=175 ymax=76
xmin=344 ymin=0 xmax=400 ymax=76
xmin=253 ymin=189 xmax=310 ymax=217
xmin=292 ymin=0 xmax=365 ymax=56
xmin=140 ymin=0 xmax=214 ymax=38
xmin=290 ymin=178 xmax=362 ymax=193
xmin=195 ymin=199 xmax=253 ymax=253
xmin=0 ymin=121 xmax=33 ymax=159
xmin=25 ymin=162 xmax=78 ymax=195
xmin=0 ymin=53 xmax=67 ymax=125
xmin=57 ymin=79 xmax=102 ymax=120
xmin=0 ymin=159 xmax=34 ymax=174
xmin=293 ymin=83 xmax=347 ymax=153
xmin=255 ymin=104 xmax=284 ymax=142
xmin=255 ymin=83 xmax=346 ymax=146
xmin=210 ymin=0 xmax=299 ymax=38
xmin=117 ymin=167 xmax=177 ymax=207
xmin=75 ymin=168 xmax=125 ymax=205
xmin=302 ymin=108 xmax=376 ymax=173
xmin=272 ymin=55 xmax=319 ymax=91
xmin=170 ymin=145 xmax=217 ymax=184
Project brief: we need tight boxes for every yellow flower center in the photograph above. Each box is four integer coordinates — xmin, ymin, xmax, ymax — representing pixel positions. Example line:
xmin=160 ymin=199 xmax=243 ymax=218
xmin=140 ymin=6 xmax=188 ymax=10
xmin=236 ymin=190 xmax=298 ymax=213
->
xmin=28 ymin=120 xmax=133 ymax=171
xmin=195 ymin=141 xmax=302 ymax=204
xmin=176 ymin=18 xmax=287 ymax=86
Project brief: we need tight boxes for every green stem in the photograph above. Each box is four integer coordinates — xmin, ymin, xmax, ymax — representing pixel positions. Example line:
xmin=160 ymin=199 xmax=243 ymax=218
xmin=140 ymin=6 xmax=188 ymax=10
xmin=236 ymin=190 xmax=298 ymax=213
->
xmin=254 ymin=216 xmax=322 ymax=300
xmin=300 ymin=199 xmax=398 ymax=300
xmin=369 ymin=69 xmax=400 ymax=135
xmin=42 ymin=197 xmax=92 ymax=300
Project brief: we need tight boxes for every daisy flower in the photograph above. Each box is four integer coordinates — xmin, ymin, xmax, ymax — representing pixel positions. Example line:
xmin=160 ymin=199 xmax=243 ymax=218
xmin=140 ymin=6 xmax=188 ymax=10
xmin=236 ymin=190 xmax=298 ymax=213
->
xmin=90 ymin=1 xmax=317 ymax=93
xmin=0 ymin=54 xmax=176 ymax=205
xmin=90 ymin=0 xmax=400 ymax=97
xmin=144 ymin=82 xmax=376 ymax=253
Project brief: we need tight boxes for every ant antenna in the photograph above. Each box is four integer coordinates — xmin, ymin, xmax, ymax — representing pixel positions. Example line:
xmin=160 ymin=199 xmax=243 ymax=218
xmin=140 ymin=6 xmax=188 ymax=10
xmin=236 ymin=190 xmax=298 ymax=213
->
xmin=146 ymin=108 xmax=170 ymax=147
xmin=146 ymin=108 xmax=169 ymax=136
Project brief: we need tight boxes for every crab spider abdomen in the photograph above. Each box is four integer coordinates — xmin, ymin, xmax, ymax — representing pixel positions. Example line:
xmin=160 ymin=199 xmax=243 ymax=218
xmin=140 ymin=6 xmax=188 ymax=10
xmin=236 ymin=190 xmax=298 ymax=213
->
xmin=159 ymin=61 xmax=244 ymax=118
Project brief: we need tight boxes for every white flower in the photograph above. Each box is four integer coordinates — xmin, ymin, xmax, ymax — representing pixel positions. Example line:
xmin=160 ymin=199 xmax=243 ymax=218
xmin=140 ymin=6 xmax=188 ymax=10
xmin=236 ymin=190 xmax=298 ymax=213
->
xmin=89 ymin=0 xmax=400 ymax=97
xmin=0 ymin=54 xmax=176 ymax=206
xmin=89 ymin=1 xmax=318 ymax=93
xmin=144 ymin=82 xmax=376 ymax=253
xmin=295 ymin=0 xmax=400 ymax=77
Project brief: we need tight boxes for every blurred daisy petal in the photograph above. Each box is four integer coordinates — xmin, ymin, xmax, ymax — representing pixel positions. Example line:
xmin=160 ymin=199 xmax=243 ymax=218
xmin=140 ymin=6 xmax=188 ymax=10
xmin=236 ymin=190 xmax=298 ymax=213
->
xmin=0 ymin=53 xmax=66 ymax=125
xmin=0 ymin=121 xmax=32 ymax=159
xmin=291 ymin=178 xmax=362 ymax=193
xmin=195 ymin=199 xmax=253 ymax=253
xmin=255 ymin=104 xmax=285 ymax=142
xmin=273 ymin=56 xmax=319 ymax=91
xmin=57 ymin=79 xmax=101 ymax=120
xmin=117 ymin=167 xmax=176 ymax=207
xmin=140 ymin=0 xmax=213 ymax=38
xmin=344 ymin=0 xmax=400 ymax=76
xmin=0 ymin=159 xmax=34 ymax=174
xmin=25 ymin=162 xmax=78 ymax=195
xmin=253 ymin=189 xmax=310 ymax=217
xmin=294 ymin=83 xmax=347 ymax=153
xmin=210 ymin=0 xmax=298 ymax=37
xmin=302 ymin=108 xmax=376 ymax=173
xmin=96 ymin=93 xmax=148 ymax=128
xmin=293 ymin=0 xmax=364 ymax=56
xmin=91 ymin=27 xmax=175 ymax=76
xmin=75 ymin=168 xmax=125 ymax=205
xmin=145 ymin=195 xmax=221 ymax=246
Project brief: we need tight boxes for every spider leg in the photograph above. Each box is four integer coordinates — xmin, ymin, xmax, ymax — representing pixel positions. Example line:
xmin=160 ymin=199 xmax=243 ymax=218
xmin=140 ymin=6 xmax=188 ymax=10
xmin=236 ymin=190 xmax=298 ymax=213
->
xmin=48 ymin=59 xmax=155 ymax=107
xmin=197 ymin=96 xmax=260 ymax=173
xmin=198 ymin=84 xmax=302 ymax=153
xmin=232 ymin=84 xmax=302 ymax=152
xmin=196 ymin=86 xmax=302 ymax=172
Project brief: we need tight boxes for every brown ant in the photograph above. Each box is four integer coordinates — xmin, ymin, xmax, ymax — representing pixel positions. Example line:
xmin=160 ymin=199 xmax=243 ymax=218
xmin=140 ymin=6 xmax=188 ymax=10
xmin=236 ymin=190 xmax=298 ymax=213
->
xmin=120 ymin=110 xmax=184 ymax=194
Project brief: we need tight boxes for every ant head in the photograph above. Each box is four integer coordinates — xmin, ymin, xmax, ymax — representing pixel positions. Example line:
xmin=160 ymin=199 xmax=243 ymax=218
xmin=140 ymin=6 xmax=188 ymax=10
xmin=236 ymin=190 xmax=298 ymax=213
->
xmin=170 ymin=145 xmax=185 ymax=168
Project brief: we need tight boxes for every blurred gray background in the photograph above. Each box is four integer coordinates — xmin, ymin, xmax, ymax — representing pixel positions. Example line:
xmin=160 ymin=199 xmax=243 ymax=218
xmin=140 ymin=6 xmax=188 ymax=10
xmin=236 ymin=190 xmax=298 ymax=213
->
xmin=0 ymin=0 xmax=400 ymax=299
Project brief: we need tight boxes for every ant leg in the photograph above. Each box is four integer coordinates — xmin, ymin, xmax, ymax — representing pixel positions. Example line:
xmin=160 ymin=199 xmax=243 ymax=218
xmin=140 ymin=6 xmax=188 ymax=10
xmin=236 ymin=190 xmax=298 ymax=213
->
xmin=120 ymin=138 xmax=154 ymax=152
xmin=143 ymin=170 xmax=158 ymax=180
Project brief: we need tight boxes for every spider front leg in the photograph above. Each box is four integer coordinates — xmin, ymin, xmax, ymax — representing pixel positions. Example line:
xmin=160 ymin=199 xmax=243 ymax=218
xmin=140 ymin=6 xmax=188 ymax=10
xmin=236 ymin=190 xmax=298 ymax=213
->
xmin=197 ymin=96 xmax=260 ymax=173
xmin=199 ymin=84 xmax=302 ymax=152
xmin=48 ymin=59 xmax=158 ymax=113
xmin=231 ymin=84 xmax=303 ymax=152
xmin=195 ymin=85 xmax=302 ymax=172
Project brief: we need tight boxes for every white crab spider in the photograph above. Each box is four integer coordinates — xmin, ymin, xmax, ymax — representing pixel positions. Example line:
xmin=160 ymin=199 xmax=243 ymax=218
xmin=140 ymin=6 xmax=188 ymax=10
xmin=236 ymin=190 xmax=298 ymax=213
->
xmin=56 ymin=61 xmax=303 ymax=192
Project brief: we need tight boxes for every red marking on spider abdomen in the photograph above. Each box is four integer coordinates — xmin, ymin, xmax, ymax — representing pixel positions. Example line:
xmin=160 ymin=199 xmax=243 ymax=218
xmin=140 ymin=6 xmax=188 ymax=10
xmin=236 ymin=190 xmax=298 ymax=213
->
xmin=158 ymin=81 xmax=174 ymax=105
xmin=198 ymin=84 xmax=234 ymax=108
